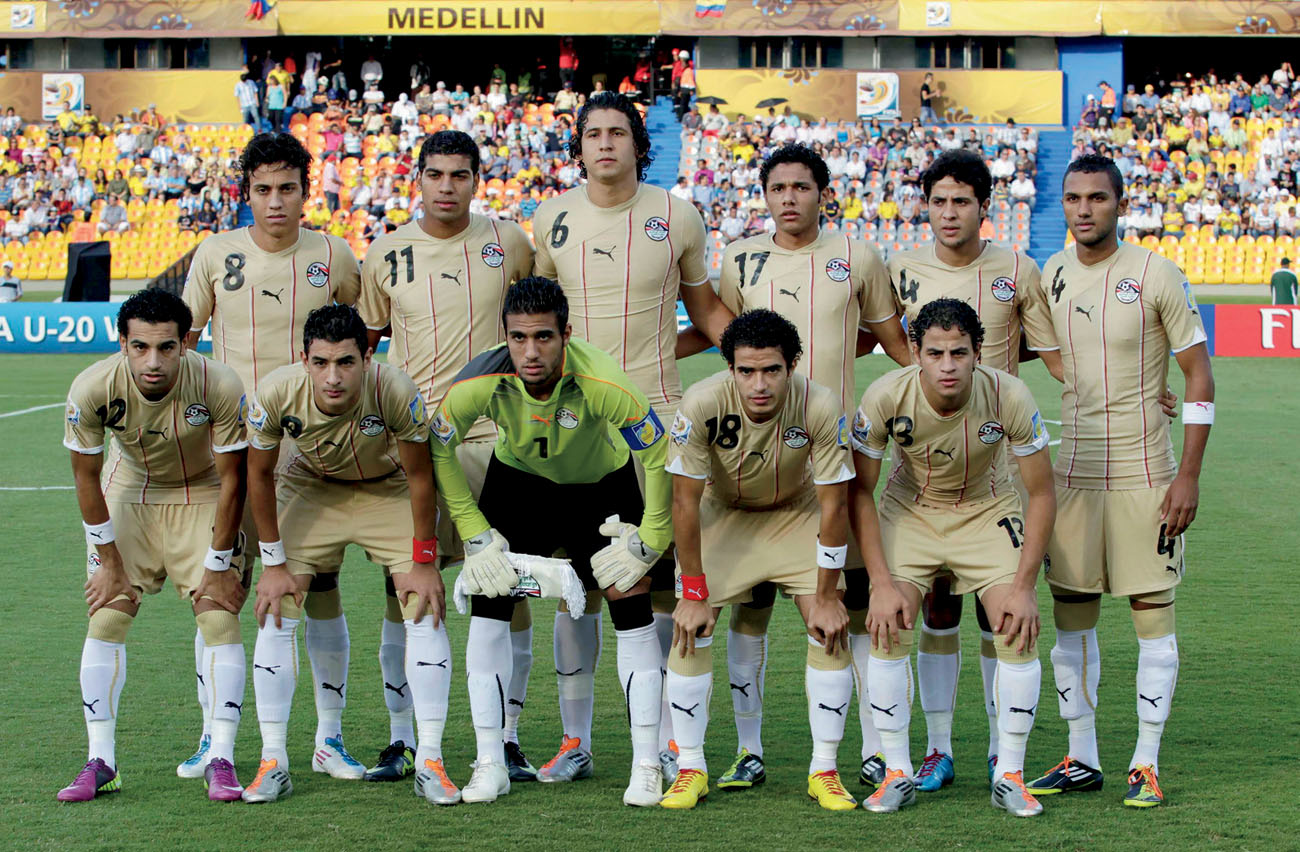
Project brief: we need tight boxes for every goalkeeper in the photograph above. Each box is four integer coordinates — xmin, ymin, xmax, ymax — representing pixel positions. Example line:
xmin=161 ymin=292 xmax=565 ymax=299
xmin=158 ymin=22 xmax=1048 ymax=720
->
xmin=430 ymin=276 xmax=673 ymax=808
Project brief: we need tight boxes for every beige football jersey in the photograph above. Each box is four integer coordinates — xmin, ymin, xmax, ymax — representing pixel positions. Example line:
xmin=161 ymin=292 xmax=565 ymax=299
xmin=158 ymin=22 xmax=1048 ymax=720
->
xmin=64 ymin=350 xmax=248 ymax=504
xmin=889 ymin=241 xmax=1056 ymax=374
xmin=357 ymin=216 xmax=533 ymax=442
xmin=667 ymin=370 xmax=853 ymax=510
xmin=248 ymin=361 xmax=427 ymax=481
xmin=183 ymin=227 xmax=362 ymax=392
xmin=532 ymin=184 xmax=709 ymax=412
xmin=854 ymin=365 xmax=1050 ymax=507
xmin=718 ymin=230 xmax=896 ymax=416
xmin=1037 ymin=242 xmax=1207 ymax=491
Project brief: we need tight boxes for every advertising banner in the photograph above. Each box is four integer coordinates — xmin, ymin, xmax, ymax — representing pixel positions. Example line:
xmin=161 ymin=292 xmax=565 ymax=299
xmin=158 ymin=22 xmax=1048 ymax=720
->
xmin=40 ymin=73 xmax=82 ymax=121
xmin=276 ymin=0 xmax=659 ymax=36
xmin=856 ymin=72 xmax=901 ymax=119
xmin=0 ymin=71 xmax=241 ymax=125
xmin=1212 ymin=304 xmax=1300 ymax=357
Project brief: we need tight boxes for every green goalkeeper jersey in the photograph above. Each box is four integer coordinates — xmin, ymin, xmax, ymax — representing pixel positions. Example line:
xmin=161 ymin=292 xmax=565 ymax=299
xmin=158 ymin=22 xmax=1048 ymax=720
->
xmin=430 ymin=336 xmax=673 ymax=553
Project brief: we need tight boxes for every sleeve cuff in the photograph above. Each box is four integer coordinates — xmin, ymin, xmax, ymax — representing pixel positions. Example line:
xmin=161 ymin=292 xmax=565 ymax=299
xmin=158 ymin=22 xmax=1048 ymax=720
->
xmin=1025 ymin=345 xmax=1061 ymax=353
xmin=1170 ymin=326 xmax=1208 ymax=354
xmin=63 ymin=439 xmax=104 ymax=454
xmin=861 ymin=311 xmax=898 ymax=326
xmin=813 ymin=463 xmax=855 ymax=486
xmin=212 ymin=440 xmax=249 ymax=454
xmin=854 ymin=445 xmax=885 ymax=459
xmin=666 ymin=455 xmax=707 ymax=479
xmin=365 ymin=324 xmax=388 ymax=331
xmin=1010 ymin=440 xmax=1047 ymax=457
xmin=681 ymin=277 xmax=710 ymax=288
xmin=250 ymin=436 xmax=280 ymax=451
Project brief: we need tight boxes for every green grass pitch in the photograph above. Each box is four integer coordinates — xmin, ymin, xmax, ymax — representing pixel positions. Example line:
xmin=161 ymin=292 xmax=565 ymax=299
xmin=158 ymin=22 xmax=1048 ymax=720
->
xmin=0 ymin=350 xmax=1294 ymax=851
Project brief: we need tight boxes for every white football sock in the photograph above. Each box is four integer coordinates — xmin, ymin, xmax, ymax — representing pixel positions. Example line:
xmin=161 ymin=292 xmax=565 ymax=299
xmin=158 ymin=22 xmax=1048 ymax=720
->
xmin=80 ymin=637 xmax=125 ymax=769
xmin=1051 ymin=627 xmax=1101 ymax=767
xmin=379 ymin=617 xmax=415 ymax=746
xmin=727 ymin=629 xmax=767 ymax=757
xmin=917 ymin=625 xmax=959 ymax=757
xmin=304 ymin=613 xmax=349 ymax=747
xmin=666 ymin=636 xmax=713 ymax=773
xmin=406 ymin=617 xmax=452 ymax=765
xmin=253 ymin=616 xmax=299 ymax=769
xmin=1131 ymin=634 xmax=1178 ymax=775
xmin=204 ymin=642 xmax=246 ymax=766
xmin=806 ymin=644 xmax=853 ymax=775
xmin=994 ymin=658 xmax=1041 ymax=777
xmin=867 ymin=654 xmax=914 ymax=776
xmin=617 ymin=623 xmax=663 ymax=768
xmin=505 ymin=625 xmax=533 ymax=746
xmin=553 ymin=610 xmax=600 ymax=749
xmin=194 ymin=628 xmax=212 ymax=739
xmin=849 ymin=632 xmax=883 ymax=760
xmin=466 ymin=617 xmax=510 ymax=766
xmin=980 ymin=631 xmax=999 ymax=758
xmin=652 ymin=612 xmax=675 ymax=751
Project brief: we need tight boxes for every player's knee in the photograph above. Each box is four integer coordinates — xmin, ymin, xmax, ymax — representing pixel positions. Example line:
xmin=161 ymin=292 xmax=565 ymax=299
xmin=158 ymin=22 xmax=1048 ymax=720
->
xmin=650 ymin=588 xmax=677 ymax=615
xmin=304 ymin=583 xmax=342 ymax=620
xmin=842 ymin=568 xmax=869 ymax=613
xmin=510 ymin=599 xmax=533 ymax=631
xmin=922 ymin=589 xmax=963 ymax=630
xmin=993 ymin=638 xmax=1038 ymax=666
xmin=1053 ymin=594 xmax=1101 ymax=632
xmin=806 ymin=635 xmax=851 ymax=671
xmin=195 ymin=609 xmax=242 ymax=646
xmin=730 ymin=603 xmax=772 ymax=636
xmin=606 ymin=592 xmax=653 ymax=631
xmin=869 ymin=628 xmax=914 ymax=661
xmin=746 ymin=581 xmax=778 ymax=610
xmin=87 ymin=606 xmax=134 ymax=643
xmin=918 ymin=623 xmax=960 ymax=654
xmin=1130 ymin=589 xmax=1175 ymax=639
xmin=667 ymin=635 xmax=713 ymax=676
xmin=975 ymin=596 xmax=994 ymax=633
xmin=847 ymin=607 xmax=869 ymax=635
xmin=277 ymin=595 xmax=304 ymax=620
xmin=384 ymin=593 xmax=403 ymax=623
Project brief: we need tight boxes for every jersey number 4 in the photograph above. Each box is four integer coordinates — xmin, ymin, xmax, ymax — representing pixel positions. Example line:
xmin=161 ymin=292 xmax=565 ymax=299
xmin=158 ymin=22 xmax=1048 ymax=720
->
xmin=385 ymin=245 xmax=414 ymax=286
xmin=896 ymin=271 xmax=919 ymax=304
xmin=733 ymin=251 xmax=770 ymax=289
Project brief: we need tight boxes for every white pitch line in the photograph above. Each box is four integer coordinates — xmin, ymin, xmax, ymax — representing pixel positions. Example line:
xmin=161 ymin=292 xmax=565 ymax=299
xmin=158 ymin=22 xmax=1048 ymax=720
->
xmin=1049 ymin=439 xmax=1061 ymax=447
xmin=0 ymin=485 xmax=75 ymax=491
xmin=0 ymin=402 xmax=62 ymax=419
xmin=1042 ymin=418 xmax=1062 ymax=425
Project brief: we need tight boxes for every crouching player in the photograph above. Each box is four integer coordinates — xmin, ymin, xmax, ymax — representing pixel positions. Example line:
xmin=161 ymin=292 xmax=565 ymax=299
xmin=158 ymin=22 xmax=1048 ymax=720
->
xmin=241 ymin=305 xmax=455 ymax=805
xmin=849 ymin=299 xmax=1056 ymax=816
xmin=431 ymin=277 xmax=670 ymax=807
xmin=60 ymin=289 xmax=250 ymax=802
xmin=661 ymin=310 xmax=857 ymax=811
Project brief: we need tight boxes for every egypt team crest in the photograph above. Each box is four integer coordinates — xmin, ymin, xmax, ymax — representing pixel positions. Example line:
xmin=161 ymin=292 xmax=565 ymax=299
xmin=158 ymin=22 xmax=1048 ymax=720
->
xmin=644 ymin=217 xmax=669 ymax=242
xmin=991 ymin=276 xmax=1016 ymax=302
xmin=359 ymin=414 xmax=385 ymax=436
xmin=782 ymin=426 xmax=810 ymax=448
xmin=184 ymin=403 xmax=211 ymax=426
xmin=825 ymin=257 xmax=850 ymax=282
xmin=556 ymin=407 xmax=579 ymax=429
xmin=978 ymin=421 xmax=1004 ymax=444
xmin=1115 ymin=278 xmax=1141 ymax=304
xmin=481 ymin=242 xmax=505 ymax=268
xmin=306 ymin=261 xmax=329 ymax=288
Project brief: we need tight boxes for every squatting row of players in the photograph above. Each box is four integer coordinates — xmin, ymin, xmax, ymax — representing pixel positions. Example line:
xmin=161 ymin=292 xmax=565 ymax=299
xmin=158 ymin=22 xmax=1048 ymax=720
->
xmin=57 ymin=92 xmax=1214 ymax=815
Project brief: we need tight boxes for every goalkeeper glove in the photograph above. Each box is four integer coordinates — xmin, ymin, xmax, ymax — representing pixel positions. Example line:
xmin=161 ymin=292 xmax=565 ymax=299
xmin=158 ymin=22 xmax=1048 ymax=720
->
xmin=591 ymin=519 xmax=660 ymax=593
xmin=461 ymin=528 xmax=517 ymax=598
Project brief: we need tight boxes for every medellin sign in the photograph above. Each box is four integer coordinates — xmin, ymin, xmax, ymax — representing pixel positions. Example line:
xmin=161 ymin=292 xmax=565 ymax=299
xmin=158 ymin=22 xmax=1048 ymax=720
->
xmin=386 ymin=5 xmax=547 ymax=30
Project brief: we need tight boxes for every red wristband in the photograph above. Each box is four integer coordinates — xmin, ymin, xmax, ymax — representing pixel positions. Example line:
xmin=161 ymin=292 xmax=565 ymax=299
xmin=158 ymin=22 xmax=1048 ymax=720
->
xmin=413 ymin=537 xmax=438 ymax=564
xmin=680 ymin=574 xmax=709 ymax=602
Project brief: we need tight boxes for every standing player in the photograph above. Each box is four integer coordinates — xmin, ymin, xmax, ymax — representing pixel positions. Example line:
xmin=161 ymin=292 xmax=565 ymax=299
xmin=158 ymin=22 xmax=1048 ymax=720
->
xmin=531 ymin=91 xmax=733 ymax=780
xmin=850 ymin=298 xmax=1056 ymax=816
xmin=1026 ymin=155 xmax=1213 ymax=808
xmin=882 ymin=149 xmax=1059 ymax=791
xmin=181 ymin=132 xmax=363 ymax=783
xmin=660 ymin=310 xmax=858 ymax=812
xmin=431 ymin=277 xmax=671 ymax=806
xmin=702 ymin=143 xmax=909 ymax=791
xmin=240 ymin=305 xmax=454 ymax=806
xmin=357 ymin=130 xmax=536 ymax=782
xmin=59 ymin=289 xmax=250 ymax=802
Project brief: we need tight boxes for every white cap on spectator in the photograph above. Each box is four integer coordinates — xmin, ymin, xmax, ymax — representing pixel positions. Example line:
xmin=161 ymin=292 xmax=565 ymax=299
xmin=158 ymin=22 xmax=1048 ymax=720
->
xmin=2 ymin=260 xmax=13 ymax=269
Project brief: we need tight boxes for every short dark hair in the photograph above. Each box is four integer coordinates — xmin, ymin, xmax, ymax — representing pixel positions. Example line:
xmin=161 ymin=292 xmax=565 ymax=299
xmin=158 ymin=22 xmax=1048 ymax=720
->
xmin=1063 ymin=153 xmax=1124 ymax=197
xmin=302 ymin=304 xmax=368 ymax=357
xmin=569 ymin=92 xmax=654 ymax=182
xmin=910 ymin=297 xmax=984 ymax=351
xmin=760 ymin=144 xmax=829 ymax=192
xmin=502 ymin=276 xmax=569 ymax=332
xmin=117 ymin=287 xmax=192 ymax=339
xmin=720 ymin=309 xmax=803 ymax=368
xmin=921 ymin=149 xmax=992 ymax=205
xmin=239 ymin=132 xmax=313 ymax=202
xmin=417 ymin=130 xmax=480 ymax=175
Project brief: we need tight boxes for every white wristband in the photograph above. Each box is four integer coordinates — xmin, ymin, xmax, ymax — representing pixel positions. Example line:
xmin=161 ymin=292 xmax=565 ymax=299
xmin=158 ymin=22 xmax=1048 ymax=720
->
xmin=1183 ymin=401 xmax=1215 ymax=425
xmin=84 ymin=519 xmax=115 ymax=546
xmin=258 ymin=540 xmax=286 ymax=565
xmin=204 ymin=547 xmax=235 ymax=572
xmin=816 ymin=540 xmax=848 ymax=570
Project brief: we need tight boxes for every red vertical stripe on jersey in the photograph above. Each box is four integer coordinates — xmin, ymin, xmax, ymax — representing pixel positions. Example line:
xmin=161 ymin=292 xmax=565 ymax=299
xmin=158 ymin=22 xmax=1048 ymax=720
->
xmin=956 ymin=419 xmax=969 ymax=507
xmin=1064 ymin=296 xmax=1079 ymax=489
xmin=323 ymin=232 xmax=334 ymax=303
xmin=1137 ymin=252 xmax=1153 ymax=487
xmin=917 ymin=443 xmax=932 ymax=504
xmin=841 ymin=235 xmax=852 ymax=409
xmin=139 ymin=434 xmax=151 ymax=504
xmin=172 ymin=404 xmax=191 ymax=504
xmin=580 ymin=243 xmax=589 ymax=339
xmin=976 ymin=265 xmax=983 ymax=317
xmin=249 ymin=285 xmax=258 ymax=388
xmin=376 ymin=363 xmax=400 ymax=470
xmin=463 ymin=243 xmax=475 ymax=364
xmin=806 ymin=253 xmax=815 ymax=383
xmin=656 ymin=189 xmax=673 ymax=404
xmin=1101 ymin=265 xmax=1112 ymax=489
xmin=991 ymin=371 xmax=1001 ymax=498
xmin=347 ymin=420 xmax=364 ymax=479
xmin=426 ymin=273 xmax=437 ymax=396
xmin=288 ymin=254 xmax=298 ymax=365
xmin=622 ymin=211 xmax=632 ymax=371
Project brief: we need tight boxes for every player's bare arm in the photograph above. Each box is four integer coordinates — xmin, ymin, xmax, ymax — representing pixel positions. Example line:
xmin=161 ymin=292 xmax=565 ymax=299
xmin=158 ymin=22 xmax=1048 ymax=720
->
xmin=394 ymin=438 xmax=446 ymax=626
xmin=862 ymin=316 xmax=912 ymax=367
xmin=984 ymin=447 xmax=1055 ymax=655
xmin=191 ymin=448 xmax=248 ymax=615
xmin=1163 ymin=342 xmax=1214 ymax=537
xmin=803 ymin=481 xmax=851 ymax=654
xmin=669 ymin=472 xmax=716 ymax=657
xmin=71 ymin=450 xmax=140 ymax=615
xmin=247 ymin=444 xmax=303 ymax=628
xmin=847 ymin=452 xmax=912 ymax=651
xmin=674 ymin=323 xmax=714 ymax=360
xmin=680 ymin=283 xmax=735 ymax=351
